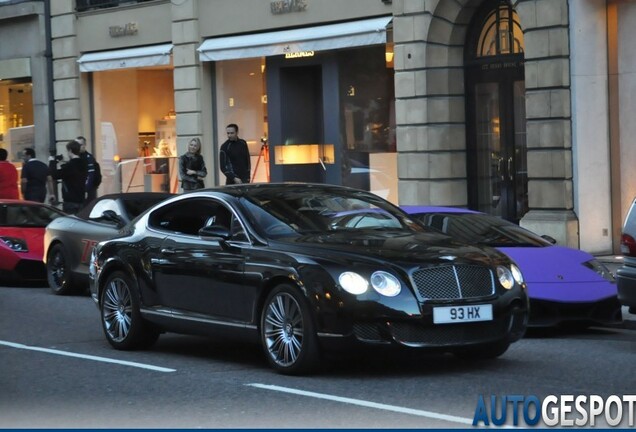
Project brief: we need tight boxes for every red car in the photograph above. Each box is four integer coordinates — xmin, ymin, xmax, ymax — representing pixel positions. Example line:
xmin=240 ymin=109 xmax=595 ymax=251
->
xmin=0 ymin=200 xmax=66 ymax=283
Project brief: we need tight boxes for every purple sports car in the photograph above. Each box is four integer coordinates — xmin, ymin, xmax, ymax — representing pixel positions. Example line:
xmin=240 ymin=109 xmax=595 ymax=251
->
xmin=402 ymin=206 xmax=622 ymax=328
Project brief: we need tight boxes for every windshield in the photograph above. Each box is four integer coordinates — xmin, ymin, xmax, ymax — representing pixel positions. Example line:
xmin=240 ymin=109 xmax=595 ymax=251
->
xmin=0 ymin=204 xmax=66 ymax=227
xmin=411 ymin=212 xmax=551 ymax=247
xmin=240 ymin=187 xmax=427 ymax=238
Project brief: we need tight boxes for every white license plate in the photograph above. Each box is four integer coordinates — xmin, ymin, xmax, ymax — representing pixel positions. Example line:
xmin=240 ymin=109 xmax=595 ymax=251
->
xmin=433 ymin=304 xmax=493 ymax=324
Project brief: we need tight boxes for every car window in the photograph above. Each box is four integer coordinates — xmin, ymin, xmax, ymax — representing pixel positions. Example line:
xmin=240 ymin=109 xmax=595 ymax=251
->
xmin=1 ymin=204 xmax=65 ymax=227
xmin=413 ymin=212 xmax=550 ymax=247
xmin=121 ymin=196 xmax=169 ymax=220
xmin=148 ymin=198 xmax=247 ymax=241
xmin=88 ymin=199 xmax=121 ymax=219
xmin=239 ymin=188 xmax=425 ymax=238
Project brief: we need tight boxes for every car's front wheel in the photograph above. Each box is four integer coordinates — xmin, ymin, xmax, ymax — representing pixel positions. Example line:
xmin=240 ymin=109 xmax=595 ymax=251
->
xmin=47 ymin=243 xmax=78 ymax=295
xmin=100 ymin=271 xmax=159 ymax=350
xmin=260 ymin=284 xmax=321 ymax=375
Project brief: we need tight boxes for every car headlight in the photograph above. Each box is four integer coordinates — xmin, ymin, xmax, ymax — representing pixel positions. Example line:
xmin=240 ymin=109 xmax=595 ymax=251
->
xmin=510 ymin=263 xmax=524 ymax=285
xmin=497 ymin=265 xmax=515 ymax=290
xmin=338 ymin=271 xmax=368 ymax=295
xmin=0 ymin=236 xmax=28 ymax=252
xmin=370 ymin=271 xmax=401 ymax=297
xmin=583 ymin=259 xmax=615 ymax=283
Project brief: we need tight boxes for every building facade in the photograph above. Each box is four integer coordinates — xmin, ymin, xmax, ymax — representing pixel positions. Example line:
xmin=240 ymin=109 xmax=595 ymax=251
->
xmin=0 ymin=0 xmax=54 ymax=168
xmin=40 ymin=0 xmax=636 ymax=254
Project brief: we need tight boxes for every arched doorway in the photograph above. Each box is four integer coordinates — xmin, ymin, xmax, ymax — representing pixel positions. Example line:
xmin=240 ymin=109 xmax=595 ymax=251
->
xmin=465 ymin=0 xmax=526 ymax=223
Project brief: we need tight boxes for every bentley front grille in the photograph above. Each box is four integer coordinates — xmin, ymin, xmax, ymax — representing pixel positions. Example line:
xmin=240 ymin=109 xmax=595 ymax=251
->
xmin=410 ymin=265 xmax=495 ymax=301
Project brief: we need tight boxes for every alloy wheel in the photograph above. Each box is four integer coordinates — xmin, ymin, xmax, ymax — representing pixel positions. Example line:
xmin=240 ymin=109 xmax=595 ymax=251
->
xmin=263 ymin=292 xmax=304 ymax=367
xmin=102 ymin=277 xmax=133 ymax=343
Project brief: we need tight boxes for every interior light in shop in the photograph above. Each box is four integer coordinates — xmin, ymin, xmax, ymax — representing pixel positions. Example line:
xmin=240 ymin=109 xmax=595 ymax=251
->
xmin=385 ymin=42 xmax=394 ymax=65
xmin=261 ymin=64 xmax=265 ymax=73
xmin=113 ymin=154 xmax=121 ymax=163
xmin=229 ymin=98 xmax=234 ymax=107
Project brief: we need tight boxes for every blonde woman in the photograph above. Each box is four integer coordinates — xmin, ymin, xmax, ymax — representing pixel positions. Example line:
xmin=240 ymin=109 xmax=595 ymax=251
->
xmin=179 ymin=138 xmax=207 ymax=191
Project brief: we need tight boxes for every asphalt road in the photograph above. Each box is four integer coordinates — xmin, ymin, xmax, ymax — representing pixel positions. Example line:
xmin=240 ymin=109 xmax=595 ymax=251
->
xmin=1 ymin=284 xmax=634 ymax=428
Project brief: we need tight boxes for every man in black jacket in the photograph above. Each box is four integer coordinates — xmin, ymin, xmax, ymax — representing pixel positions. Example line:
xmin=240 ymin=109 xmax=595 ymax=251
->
xmin=49 ymin=140 xmax=87 ymax=214
xmin=219 ymin=123 xmax=251 ymax=185
xmin=76 ymin=136 xmax=101 ymax=204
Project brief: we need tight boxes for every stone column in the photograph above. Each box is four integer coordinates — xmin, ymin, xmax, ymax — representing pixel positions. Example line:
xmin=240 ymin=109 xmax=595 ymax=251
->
xmin=50 ymin=0 xmax=82 ymax=156
xmin=171 ymin=0 xmax=210 ymax=184
xmin=394 ymin=0 xmax=468 ymax=206
xmin=516 ymin=0 xmax=578 ymax=248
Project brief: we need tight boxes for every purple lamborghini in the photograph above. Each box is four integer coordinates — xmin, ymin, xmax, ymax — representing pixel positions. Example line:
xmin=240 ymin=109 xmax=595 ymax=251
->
xmin=402 ymin=206 xmax=622 ymax=328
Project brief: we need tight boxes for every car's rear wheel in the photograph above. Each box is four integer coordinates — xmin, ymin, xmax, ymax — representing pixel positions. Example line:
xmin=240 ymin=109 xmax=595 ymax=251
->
xmin=47 ymin=243 xmax=78 ymax=295
xmin=454 ymin=340 xmax=510 ymax=360
xmin=100 ymin=271 xmax=159 ymax=350
xmin=260 ymin=284 xmax=321 ymax=375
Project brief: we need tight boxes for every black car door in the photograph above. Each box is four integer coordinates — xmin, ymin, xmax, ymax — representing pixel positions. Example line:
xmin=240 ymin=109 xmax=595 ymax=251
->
xmin=147 ymin=197 xmax=253 ymax=322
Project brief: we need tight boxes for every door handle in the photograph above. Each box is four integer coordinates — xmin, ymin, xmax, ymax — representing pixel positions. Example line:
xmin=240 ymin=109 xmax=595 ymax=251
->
xmin=161 ymin=248 xmax=175 ymax=255
xmin=507 ymin=157 xmax=513 ymax=181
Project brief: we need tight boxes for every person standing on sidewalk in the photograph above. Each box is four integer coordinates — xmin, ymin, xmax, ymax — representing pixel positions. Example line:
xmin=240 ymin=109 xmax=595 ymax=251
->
xmin=76 ymin=136 xmax=101 ymax=204
xmin=219 ymin=123 xmax=251 ymax=185
xmin=0 ymin=148 xmax=19 ymax=199
xmin=48 ymin=140 xmax=87 ymax=214
xmin=20 ymin=147 xmax=55 ymax=203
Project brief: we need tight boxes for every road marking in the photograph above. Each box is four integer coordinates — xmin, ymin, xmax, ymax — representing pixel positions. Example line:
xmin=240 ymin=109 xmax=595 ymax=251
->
xmin=247 ymin=383 xmax=486 ymax=427
xmin=0 ymin=340 xmax=175 ymax=373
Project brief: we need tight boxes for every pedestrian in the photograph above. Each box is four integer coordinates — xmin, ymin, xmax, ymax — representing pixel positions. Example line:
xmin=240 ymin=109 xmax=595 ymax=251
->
xmin=179 ymin=137 xmax=207 ymax=191
xmin=0 ymin=148 xmax=19 ymax=199
xmin=48 ymin=140 xmax=87 ymax=214
xmin=219 ymin=123 xmax=251 ymax=185
xmin=76 ymin=136 xmax=101 ymax=204
xmin=20 ymin=147 xmax=55 ymax=203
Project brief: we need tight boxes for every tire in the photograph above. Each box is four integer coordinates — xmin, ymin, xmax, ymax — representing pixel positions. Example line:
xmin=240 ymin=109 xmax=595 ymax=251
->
xmin=454 ymin=340 xmax=510 ymax=360
xmin=47 ymin=243 xmax=78 ymax=295
xmin=260 ymin=284 xmax=321 ymax=375
xmin=100 ymin=271 xmax=159 ymax=350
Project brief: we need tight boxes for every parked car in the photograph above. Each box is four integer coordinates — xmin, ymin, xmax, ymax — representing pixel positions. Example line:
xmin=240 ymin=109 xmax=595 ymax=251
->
xmin=402 ymin=206 xmax=622 ymax=327
xmin=44 ymin=192 xmax=173 ymax=295
xmin=89 ymin=183 xmax=529 ymax=374
xmin=0 ymin=200 xmax=66 ymax=283
xmin=616 ymin=197 xmax=636 ymax=314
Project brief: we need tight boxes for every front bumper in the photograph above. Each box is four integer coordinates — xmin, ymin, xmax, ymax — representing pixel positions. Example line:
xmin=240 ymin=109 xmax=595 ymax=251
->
xmin=318 ymin=296 xmax=528 ymax=352
xmin=528 ymin=297 xmax=622 ymax=327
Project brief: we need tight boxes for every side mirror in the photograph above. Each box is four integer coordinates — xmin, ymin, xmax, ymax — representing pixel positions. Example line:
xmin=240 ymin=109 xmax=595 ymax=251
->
xmin=198 ymin=225 xmax=231 ymax=240
xmin=102 ymin=210 xmax=125 ymax=227
xmin=541 ymin=234 xmax=557 ymax=245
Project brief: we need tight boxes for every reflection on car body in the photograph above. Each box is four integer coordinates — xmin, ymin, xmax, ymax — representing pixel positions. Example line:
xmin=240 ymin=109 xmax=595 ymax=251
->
xmin=403 ymin=206 xmax=621 ymax=328
xmin=90 ymin=183 xmax=529 ymax=374
xmin=43 ymin=192 xmax=173 ymax=295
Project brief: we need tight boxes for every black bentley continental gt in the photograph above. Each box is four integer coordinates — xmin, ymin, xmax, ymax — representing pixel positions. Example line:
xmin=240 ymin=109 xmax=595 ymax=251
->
xmin=89 ymin=183 xmax=529 ymax=374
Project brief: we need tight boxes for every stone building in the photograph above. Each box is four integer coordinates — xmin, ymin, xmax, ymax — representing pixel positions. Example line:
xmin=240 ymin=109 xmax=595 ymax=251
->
xmin=5 ymin=0 xmax=630 ymax=254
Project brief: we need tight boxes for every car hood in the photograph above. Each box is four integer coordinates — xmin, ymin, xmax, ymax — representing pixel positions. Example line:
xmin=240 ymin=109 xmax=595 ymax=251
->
xmin=498 ymin=245 xmax=616 ymax=301
xmin=272 ymin=230 xmax=505 ymax=267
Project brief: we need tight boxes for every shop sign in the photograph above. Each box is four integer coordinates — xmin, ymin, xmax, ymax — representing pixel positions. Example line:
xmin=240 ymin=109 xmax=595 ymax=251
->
xmin=109 ymin=22 xmax=139 ymax=37
xmin=271 ymin=0 xmax=308 ymax=14
xmin=285 ymin=51 xmax=314 ymax=59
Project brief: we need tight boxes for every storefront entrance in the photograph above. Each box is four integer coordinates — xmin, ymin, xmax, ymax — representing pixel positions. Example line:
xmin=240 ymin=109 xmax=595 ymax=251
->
xmin=465 ymin=0 xmax=527 ymax=223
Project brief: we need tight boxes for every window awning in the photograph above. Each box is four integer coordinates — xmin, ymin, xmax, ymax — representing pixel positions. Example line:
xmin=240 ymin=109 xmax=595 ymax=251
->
xmin=198 ymin=16 xmax=392 ymax=62
xmin=78 ymin=44 xmax=173 ymax=72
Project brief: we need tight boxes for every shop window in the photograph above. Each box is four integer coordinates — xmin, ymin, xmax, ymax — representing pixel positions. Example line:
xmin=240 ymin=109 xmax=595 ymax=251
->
xmin=0 ymin=79 xmax=34 ymax=162
xmin=338 ymin=46 xmax=397 ymax=204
